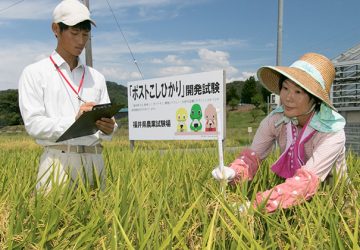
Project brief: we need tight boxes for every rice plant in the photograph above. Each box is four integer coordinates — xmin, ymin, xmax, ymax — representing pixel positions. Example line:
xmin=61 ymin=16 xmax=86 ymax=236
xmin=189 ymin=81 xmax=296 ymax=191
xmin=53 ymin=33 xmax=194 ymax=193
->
xmin=0 ymin=131 xmax=358 ymax=249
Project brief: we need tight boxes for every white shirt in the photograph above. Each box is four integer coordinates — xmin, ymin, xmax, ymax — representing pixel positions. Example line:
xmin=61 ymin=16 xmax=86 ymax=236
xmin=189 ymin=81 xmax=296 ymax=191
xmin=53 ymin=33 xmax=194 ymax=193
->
xmin=18 ymin=51 xmax=116 ymax=146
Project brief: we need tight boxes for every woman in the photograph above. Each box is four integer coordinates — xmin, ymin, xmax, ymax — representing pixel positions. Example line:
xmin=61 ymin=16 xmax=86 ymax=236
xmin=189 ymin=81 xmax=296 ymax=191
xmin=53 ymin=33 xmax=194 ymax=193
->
xmin=213 ymin=53 xmax=347 ymax=213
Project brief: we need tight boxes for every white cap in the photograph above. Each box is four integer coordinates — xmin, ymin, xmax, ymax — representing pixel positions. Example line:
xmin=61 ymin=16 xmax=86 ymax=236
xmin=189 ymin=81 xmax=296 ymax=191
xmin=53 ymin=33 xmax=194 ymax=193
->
xmin=53 ymin=0 xmax=96 ymax=26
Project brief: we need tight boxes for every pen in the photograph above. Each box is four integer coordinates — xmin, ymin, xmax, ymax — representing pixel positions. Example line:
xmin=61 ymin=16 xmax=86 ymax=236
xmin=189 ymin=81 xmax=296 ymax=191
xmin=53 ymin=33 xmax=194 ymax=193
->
xmin=77 ymin=95 xmax=87 ymax=104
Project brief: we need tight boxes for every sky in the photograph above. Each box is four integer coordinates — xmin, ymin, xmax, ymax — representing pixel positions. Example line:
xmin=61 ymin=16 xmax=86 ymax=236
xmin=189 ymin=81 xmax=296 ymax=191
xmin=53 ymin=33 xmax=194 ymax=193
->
xmin=0 ymin=0 xmax=359 ymax=91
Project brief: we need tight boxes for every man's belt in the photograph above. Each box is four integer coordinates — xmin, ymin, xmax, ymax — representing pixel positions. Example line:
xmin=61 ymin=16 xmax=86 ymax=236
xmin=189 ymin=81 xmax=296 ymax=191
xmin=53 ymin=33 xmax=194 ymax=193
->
xmin=46 ymin=144 xmax=103 ymax=154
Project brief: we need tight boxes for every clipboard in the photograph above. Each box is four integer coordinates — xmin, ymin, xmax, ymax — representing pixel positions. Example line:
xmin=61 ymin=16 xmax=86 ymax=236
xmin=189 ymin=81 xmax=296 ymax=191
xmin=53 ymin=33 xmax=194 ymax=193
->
xmin=56 ymin=103 xmax=122 ymax=142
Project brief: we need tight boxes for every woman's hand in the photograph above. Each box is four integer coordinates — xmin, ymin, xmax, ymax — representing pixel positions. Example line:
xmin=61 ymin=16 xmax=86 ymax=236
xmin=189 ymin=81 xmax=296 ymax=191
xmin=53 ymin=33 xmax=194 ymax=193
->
xmin=212 ymin=166 xmax=236 ymax=182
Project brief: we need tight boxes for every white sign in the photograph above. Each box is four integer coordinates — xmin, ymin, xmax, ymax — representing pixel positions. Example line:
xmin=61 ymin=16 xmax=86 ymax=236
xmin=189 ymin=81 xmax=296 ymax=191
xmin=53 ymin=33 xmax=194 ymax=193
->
xmin=247 ymin=127 xmax=252 ymax=133
xmin=128 ymin=70 xmax=226 ymax=140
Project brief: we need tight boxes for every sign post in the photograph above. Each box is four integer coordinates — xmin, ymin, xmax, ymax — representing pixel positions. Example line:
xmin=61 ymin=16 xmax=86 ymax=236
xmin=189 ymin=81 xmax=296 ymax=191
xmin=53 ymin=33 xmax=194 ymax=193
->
xmin=247 ymin=126 xmax=253 ymax=145
xmin=127 ymin=70 xmax=226 ymax=143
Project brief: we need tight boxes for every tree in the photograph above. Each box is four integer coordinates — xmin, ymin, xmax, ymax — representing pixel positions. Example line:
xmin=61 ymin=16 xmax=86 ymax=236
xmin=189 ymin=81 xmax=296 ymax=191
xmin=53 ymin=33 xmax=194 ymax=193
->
xmin=226 ymin=85 xmax=240 ymax=105
xmin=241 ymin=76 xmax=257 ymax=104
xmin=260 ymin=85 xmax=272 ymax=103
xmin=251 ymin=93 xmax=263 ymax=109
xmin=0 ymin=90 xmax=22 ymax=126
xmin=250 ymin=108 xmax=264 ymax=122
xmin=228 ymin=98 xmax=240 ymax=110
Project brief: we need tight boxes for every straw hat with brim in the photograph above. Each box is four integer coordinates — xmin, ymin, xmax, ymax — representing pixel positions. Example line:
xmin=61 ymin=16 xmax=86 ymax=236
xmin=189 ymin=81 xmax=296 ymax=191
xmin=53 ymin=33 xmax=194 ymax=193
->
xmin=257 ymin=53 xmax=336 ymax=110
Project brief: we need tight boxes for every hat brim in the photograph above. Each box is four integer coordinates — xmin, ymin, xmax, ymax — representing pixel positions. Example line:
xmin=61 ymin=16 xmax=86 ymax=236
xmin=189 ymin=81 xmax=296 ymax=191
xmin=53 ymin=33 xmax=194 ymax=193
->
xmin=61 ymin=18 xmax=96 ymax=27
xmin=257 ymin=66 xmax=336 ymax=111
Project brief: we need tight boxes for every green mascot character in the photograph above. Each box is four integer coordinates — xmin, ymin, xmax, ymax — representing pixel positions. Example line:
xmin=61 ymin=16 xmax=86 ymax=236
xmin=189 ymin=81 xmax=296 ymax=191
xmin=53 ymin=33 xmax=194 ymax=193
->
xmin=190 ymin=104 xmax=202 ymax=132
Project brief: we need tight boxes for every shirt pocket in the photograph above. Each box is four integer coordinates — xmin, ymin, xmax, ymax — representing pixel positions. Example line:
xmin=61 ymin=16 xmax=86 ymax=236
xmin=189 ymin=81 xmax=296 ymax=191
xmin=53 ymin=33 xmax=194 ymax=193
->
xmin=81 ymin=88 xmax=101 ymax=104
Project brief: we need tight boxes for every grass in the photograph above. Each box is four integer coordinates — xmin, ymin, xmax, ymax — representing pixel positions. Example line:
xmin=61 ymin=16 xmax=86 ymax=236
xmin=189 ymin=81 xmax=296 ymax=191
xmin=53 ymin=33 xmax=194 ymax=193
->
xmin=0 ymin=110 xmax=359 ymax=249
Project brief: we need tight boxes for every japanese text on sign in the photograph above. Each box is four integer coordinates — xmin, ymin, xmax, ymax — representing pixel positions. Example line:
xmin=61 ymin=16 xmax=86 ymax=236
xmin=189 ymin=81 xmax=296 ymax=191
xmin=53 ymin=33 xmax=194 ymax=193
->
xmin=129 ymin=81 xmax=220 ymax=101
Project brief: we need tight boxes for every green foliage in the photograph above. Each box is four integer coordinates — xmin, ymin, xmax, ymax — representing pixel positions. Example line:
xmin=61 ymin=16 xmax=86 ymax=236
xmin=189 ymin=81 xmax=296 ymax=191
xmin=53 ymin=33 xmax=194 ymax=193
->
xmin=225 ymin=109 xmax=265 ymax=146
xmin=251 ymin=93 xmax=263 ymax=108
xmin=226 ymin=77 xmax=271 ymax=110
xmin=250 ymin=108 xmax=264 ymax=122
xmin=0 ymin=90 xmax=22 ymax=127
xmin=241 ymin=76 xmax=257 ymax=104
xmin=106 ymin=81 xmax=128 ymax=107
xmin=226 ymin=109 xmax=265 ymax=129
xmin=226 ymin=81 xmax=244 ymax=107
xmin=1 ymin=79 xmax=358 ymax=248
xmin=228 ymin=98 xmax=240 ymax=111
xmin=0 ymin=133 xmax=358 ymax=249
xmin=226 ymin=85 xmax=240 ymax=105
xmin=261 ymin=85 xmax=272 ymax=103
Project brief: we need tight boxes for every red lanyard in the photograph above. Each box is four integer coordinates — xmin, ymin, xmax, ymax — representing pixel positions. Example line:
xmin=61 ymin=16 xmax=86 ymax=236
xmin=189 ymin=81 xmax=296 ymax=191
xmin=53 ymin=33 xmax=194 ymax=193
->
xmin=49 ymin=55 xmax=86 ymax=102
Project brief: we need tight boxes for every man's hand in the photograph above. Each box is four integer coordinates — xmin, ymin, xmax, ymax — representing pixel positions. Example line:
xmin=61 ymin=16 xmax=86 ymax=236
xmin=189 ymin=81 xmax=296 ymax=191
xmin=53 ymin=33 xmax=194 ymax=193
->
xmin=96 ymin=117 xmax=116 ymax=135
xmin=76 ymin=102 xmax=96 ymax=120
xmin=76 ymin=102 xmax=116 ymax=135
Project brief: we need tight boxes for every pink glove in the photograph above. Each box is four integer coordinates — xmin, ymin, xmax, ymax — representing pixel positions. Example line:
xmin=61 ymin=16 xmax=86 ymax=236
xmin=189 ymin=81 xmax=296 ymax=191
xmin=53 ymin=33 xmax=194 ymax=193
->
xmin=255 ymin=168 xmax=320 ymax=213
xmin=229 ymin=148 xmax=260 ymax=184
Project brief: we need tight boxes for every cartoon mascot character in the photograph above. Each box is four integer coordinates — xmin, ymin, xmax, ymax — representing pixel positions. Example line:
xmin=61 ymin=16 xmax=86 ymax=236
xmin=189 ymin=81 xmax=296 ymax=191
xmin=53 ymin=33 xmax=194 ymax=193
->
xmin=204 ymin=104 xmax=217 ymax=132
xmin=176 ymin=107 xmax=188 ymax=132
xmin=190 ymin=104 xmax=202 ymax=132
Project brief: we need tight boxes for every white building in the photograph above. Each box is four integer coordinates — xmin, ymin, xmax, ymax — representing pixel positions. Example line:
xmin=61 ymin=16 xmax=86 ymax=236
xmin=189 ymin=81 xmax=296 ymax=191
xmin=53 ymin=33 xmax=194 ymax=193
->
xmin=332 ymin=43 xmax=360 ymax=154
xmin=267 ymin=93 xmax=280 ymax=114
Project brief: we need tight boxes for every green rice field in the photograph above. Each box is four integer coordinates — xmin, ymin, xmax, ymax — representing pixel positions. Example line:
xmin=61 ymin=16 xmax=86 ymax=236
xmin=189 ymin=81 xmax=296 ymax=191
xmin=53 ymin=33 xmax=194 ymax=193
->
xmin=0 ymin=111 xmax=359 ymax=249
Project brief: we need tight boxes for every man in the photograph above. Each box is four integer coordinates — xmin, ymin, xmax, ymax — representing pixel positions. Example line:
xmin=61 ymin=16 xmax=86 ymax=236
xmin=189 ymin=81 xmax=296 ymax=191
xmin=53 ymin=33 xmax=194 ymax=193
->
xmin=18 ymin=0 xmax=116 ymax=191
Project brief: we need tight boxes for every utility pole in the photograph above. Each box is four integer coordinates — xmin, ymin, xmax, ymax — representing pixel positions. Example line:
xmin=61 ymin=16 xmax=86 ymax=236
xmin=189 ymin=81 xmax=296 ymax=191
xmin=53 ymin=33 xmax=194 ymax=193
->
xmin=276 ymin=0 xmax=283 ymax=66
xmin=82 ymin=0 xmax=93 ymax=67
xmin=270 ymin=0 xmax=283 ymax=112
